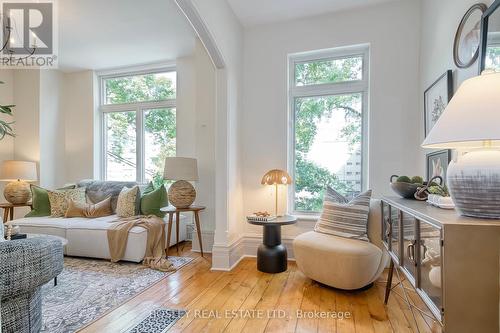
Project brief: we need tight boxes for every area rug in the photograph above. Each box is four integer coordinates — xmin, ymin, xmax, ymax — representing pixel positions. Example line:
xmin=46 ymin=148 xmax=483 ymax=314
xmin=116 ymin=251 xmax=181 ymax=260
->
xmin=127 ymin=308 xmax=186 ymax=333
xmin=41 ymin=256 xmax=193 ymax=333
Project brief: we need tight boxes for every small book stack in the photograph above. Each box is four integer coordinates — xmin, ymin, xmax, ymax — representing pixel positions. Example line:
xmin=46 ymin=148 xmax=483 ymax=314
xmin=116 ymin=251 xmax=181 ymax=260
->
xmin=246 ymin=215 xmax=277 ymax=222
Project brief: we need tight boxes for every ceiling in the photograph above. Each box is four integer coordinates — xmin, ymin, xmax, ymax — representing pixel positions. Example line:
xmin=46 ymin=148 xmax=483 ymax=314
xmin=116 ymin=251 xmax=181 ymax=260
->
xmin=227 ymin=0 xmax=402 ymax=27
xmin=58 ymin=0 xmax=196 ymax=72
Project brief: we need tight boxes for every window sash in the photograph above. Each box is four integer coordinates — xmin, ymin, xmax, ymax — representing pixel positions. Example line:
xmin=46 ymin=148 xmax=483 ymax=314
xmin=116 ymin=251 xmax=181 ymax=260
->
xmin=99 ymin=70 xmax=176 ymax=183
xmin=288 ymin=46 xmax=369 ymax=217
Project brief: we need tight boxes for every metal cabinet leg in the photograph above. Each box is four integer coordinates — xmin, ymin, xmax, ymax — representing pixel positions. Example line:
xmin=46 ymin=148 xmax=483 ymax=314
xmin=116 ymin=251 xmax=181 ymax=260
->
xmin=384 ymin=259 xmax=394 ymax=304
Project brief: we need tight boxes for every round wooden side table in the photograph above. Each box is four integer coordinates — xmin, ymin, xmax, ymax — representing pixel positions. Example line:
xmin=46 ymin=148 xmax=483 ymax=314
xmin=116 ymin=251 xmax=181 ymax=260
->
xmin=1 ymin=202 xmax=33 ymax=223
xmin=160 ymin=205 xmax=206 ymax=258
xmin=247 ymin=215 xmax=297 ymax=273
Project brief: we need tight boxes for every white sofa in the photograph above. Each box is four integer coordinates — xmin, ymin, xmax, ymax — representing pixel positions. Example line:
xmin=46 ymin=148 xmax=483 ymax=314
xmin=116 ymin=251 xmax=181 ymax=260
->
xmin=11 ymin=214 xmax=187 ymax=263
xmin=8 ymin=180 xmax=188 ymax=263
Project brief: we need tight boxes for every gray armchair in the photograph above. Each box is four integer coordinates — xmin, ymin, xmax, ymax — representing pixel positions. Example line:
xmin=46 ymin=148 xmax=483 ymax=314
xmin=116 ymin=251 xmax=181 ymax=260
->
xmin=0 ymin=238 xmax=63 ymax=333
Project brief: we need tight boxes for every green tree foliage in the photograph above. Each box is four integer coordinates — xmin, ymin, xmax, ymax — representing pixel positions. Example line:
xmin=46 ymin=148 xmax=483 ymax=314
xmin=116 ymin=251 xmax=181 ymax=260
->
xmin=294 ymin=59 xmax=363 ymax=212
xmin=105 ymin=74 xmax=176 ymax=186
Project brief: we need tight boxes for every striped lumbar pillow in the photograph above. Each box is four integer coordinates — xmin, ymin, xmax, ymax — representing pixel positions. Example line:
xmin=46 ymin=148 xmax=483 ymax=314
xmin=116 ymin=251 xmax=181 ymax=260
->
xmin=325 ymin=186 xmax=349 ymax=204
xmin=314 ymin=189 xmax=372 ymax=241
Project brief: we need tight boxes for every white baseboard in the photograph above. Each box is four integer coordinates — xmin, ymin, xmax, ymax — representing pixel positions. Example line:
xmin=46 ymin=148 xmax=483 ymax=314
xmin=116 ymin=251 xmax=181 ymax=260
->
xmin=210 ymin=233 xmax=296 ymax=271
xmin=191 ymin=230 xmax=214 ymax=254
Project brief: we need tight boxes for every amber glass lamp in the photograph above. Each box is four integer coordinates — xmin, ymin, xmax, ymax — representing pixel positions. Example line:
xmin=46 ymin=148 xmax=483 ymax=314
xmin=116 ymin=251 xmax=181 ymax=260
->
xmin=261 ymin=169 xmax=292 ymax=216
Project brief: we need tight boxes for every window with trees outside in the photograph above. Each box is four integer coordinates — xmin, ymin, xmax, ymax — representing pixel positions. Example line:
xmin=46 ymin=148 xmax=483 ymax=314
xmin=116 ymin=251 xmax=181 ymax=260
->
xmin=100 ymin=69 xmax=176 ymax=187
xmin=289 ymin=46 xmax=369 ymax=214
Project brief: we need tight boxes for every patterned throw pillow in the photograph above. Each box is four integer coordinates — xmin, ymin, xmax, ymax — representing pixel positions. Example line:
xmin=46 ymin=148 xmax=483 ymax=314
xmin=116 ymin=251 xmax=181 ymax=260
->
xmin=314 ymin=189 xmax=372 ymax=241
xmin=47 ymin=187 xmax=86 ymax=217
xmin=116 ymin=186 xmax=139 ymax=218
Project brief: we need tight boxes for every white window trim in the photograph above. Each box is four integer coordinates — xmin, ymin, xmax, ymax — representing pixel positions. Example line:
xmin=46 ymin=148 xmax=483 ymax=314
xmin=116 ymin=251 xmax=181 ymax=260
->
xmin=287 ymin=44 xmax=370 ymax=218
xmin=98 ymin=66 xmax=176 ymax=183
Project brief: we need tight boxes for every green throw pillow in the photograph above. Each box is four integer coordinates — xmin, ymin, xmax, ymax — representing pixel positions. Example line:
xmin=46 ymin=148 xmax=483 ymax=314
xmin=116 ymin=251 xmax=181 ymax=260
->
xmin=25 ymin=184 xmax=76 ymax=217
xmin=140 ymin=183 xmax=168 ymax=218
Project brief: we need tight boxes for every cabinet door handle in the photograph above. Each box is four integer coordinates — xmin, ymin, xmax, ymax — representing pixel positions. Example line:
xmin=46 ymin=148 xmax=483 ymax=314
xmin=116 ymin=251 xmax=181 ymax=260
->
xmin=407 ymin=243 xmax=415 ymax=262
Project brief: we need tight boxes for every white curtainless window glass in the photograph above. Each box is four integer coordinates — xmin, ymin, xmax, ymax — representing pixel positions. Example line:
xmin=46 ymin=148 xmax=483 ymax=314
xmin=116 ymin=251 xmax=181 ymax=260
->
xmin=100 ymin=68 xmax=176 ymax=185
xmin=288 ymin=46 xmax=369 ymax=214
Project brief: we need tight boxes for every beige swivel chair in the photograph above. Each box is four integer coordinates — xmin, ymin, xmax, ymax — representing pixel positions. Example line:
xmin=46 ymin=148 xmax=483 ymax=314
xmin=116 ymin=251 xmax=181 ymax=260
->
xmin=293 ymin=199 xmax=389 ymax=290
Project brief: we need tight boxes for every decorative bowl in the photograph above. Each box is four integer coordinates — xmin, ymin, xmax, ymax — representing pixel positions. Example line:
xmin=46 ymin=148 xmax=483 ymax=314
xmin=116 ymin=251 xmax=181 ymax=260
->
xmin=390 ymin=175 xmax=420 ymax=199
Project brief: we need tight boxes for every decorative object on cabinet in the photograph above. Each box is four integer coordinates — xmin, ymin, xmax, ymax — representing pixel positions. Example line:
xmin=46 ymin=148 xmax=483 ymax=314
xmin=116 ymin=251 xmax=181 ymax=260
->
xmin=479 ymin=0 xmax=500 ymax=72
xmin=422 ymin=72 xmax=500 ymax=219
xmin=453 ymin=3 xmax=487 ymax=68
xmin=163 ymin=157 xmax=199 ymax=208
xmin=381 ymin=197 xmax=500 ymax=333
xmin=424 ymin=70 xmax=453 ymax=137
xmin=260 ymin=169 xmax=292 ymax=216
xmin=0 ymin=161 xmax=37 ymax=205
xmin=426 ymin=150 xmax=451 ymax=184
xmin=389 ymin=175 xmax=425 ymax=199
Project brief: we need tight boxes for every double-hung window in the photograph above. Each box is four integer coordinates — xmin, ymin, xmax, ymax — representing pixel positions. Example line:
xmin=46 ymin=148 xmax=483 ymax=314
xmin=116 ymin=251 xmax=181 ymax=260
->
xmin=100 ymin=68 xmax=176 ymax=184
xmin=288 ymin=45 xmax=369 ymax=214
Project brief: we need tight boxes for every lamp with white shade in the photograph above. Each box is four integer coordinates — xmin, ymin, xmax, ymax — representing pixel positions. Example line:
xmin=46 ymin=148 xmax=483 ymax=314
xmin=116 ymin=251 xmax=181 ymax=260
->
xmin=163 ymin=157 xmax=199 ymax=208
xmin=0 ymin=161 xmax=37 ymax=204
xmin=422 ymin=72 xmax=500 ymax=218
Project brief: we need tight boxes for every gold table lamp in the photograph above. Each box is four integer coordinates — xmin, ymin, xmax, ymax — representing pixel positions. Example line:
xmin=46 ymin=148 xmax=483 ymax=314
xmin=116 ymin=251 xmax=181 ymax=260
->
xmin=0 ymin=160 xmax=37 ymax=204
xmin=261 ymin=169 xmax=292 ymax=216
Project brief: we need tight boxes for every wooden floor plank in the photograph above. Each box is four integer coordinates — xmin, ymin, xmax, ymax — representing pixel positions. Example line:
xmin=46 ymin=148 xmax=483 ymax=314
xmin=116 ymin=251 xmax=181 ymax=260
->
xmin=317 ymin=285 xmax=337 ymax=333
xmin=240 ymin=270 xmax=291 ymax=333
xmin=295 ymin=279 xmax=321 ymax=333
xmin=81 ymin=244 xmax=434 ymax=333
xmin=265 ymin=268 xmax=309 ymax=333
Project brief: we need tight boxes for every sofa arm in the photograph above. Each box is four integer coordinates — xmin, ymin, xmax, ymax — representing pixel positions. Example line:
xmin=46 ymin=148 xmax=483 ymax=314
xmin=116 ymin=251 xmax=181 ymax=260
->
xmin=0 ymin=238 xmax=63 ymax=300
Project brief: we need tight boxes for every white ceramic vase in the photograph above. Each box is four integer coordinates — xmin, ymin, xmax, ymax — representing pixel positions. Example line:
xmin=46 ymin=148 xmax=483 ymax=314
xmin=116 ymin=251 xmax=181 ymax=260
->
xmin=447 ymin=149 xmax=500 ymax=219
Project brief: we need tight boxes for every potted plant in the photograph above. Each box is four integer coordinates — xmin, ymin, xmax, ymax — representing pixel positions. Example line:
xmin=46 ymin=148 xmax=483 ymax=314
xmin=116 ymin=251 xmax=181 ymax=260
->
xmin=0 ymin=81 xmax=15 ymax=140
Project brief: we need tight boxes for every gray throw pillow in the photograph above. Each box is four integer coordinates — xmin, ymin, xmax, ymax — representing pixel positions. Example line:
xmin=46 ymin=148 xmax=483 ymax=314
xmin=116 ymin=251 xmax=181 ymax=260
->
xmin=314 ymin=189 xmax=372 ymax=241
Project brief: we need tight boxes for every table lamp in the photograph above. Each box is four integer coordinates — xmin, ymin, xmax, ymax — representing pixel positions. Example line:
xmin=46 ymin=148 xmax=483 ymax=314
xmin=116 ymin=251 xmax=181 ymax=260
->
xmin=0 ymin=160 xmax=37 ymax=204
xmin=422 ymin=72 xmax=500 ymax=218
xmin=261 ymin=169 xmax=292 ymax=217
xmin=163 ymin=157 xmax=198 ymax=208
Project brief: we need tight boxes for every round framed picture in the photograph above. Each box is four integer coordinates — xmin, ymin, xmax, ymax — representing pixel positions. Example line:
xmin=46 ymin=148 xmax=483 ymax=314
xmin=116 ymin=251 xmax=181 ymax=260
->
xmin=453 ymin=3 xmax=488 ymax=69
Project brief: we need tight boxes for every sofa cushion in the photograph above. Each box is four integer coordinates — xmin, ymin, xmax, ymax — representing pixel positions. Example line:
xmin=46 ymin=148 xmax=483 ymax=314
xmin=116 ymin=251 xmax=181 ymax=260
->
xmin=26 ymin=184 xmax=76 ymax=217
xmin=314 ymin=190 xmax=372 ymax=241
xmin=116 ymin=186 xmax=139 ymax=218
xmin=77 ymin=180 xmax=139 ymax=213
xmin=141 ymin=183 xmax=168 ymax=217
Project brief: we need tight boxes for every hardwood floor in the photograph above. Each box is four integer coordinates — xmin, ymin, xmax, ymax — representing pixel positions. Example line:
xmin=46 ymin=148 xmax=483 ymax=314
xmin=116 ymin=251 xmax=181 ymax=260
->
xmin=80 ymin=242 xmax=442 ymax=333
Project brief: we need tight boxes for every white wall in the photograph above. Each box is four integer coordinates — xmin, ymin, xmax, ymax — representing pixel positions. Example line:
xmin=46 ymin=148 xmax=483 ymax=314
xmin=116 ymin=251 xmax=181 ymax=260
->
xmin=12 ymin=70 xmax=40 ymax=165
xmin=418 ymin=0 xmax=494 ymax=171
xmin=0 ymin=70 xmax=15 ymax=202
xmin=190 ymin=0 xmax=245 ymax=268
xmin=63 ymin=71 xmax=95 ymax=183
xmin=176 ymin=39 xmax=217 ymax=250
xmin=241 ymin=0 xmax=422 ymax=238
xmin=39 ymin=70 xmax=66 ymax=188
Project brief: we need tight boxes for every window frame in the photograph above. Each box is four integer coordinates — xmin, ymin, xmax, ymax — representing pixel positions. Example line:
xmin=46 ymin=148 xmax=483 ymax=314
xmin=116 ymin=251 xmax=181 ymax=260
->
xmin=98 ymin=65 xmax=177 ymax=183
xmin=287 ymin=45 xmax=370 ymax=217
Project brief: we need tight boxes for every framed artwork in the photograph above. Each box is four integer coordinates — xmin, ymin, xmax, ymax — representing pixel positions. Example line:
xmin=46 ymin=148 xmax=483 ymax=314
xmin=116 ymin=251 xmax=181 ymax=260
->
xmin=424 ymin=70 xmax=453 ymax=137
xmin=426 ymin=150 xmax=452 ymax=184
xmin=453 ymin=3 xmax=487 ymax=69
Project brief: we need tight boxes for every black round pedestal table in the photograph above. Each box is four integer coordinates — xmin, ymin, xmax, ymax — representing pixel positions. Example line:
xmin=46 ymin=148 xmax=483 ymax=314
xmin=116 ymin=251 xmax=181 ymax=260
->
xmin=247 ymin=215 xmax=297 ymax=273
